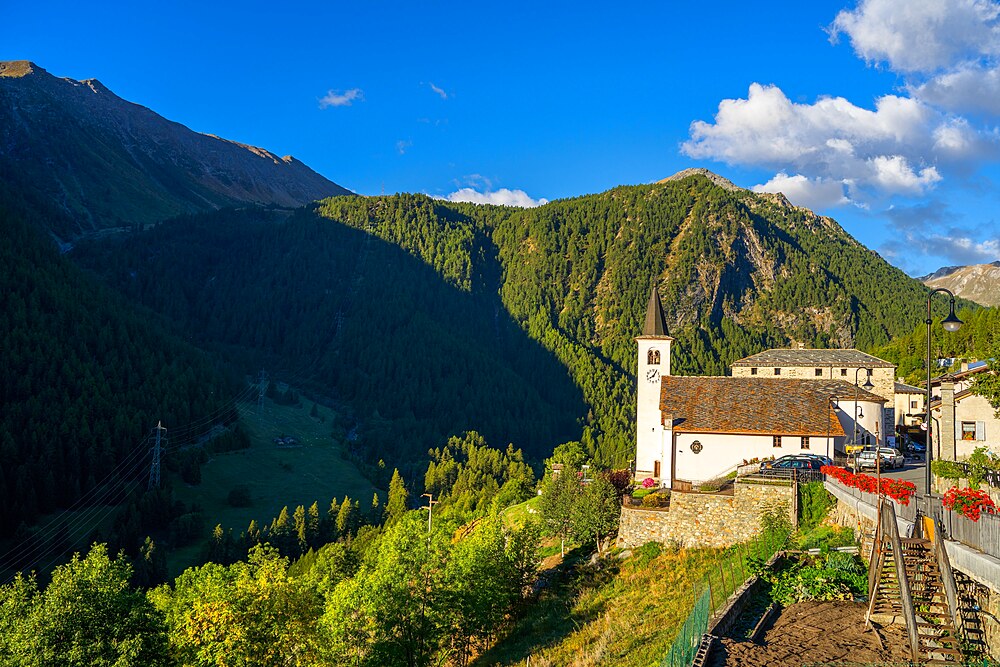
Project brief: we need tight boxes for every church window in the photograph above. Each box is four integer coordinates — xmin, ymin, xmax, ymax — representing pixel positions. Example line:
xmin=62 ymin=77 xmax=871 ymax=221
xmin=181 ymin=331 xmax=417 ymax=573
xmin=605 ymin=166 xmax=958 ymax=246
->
xmin=841 ymin=368 xmax=848 ymax=376
xmin=647 ymin=349 xmax=660 ymax=365
xmin=815 ymin=368 xmax=823 ymax=377
xmin=690 ymin=440 xmax=703 ymax=454
xmin=654 ymin=460 xmax=661 ymax=478
xmin=773 ymin=435 xmax=782 ymax=448
xmin=750 ymin=367 xmax=757 ymax=375
xmin=774 ymin=368 xmax=781 ymax=376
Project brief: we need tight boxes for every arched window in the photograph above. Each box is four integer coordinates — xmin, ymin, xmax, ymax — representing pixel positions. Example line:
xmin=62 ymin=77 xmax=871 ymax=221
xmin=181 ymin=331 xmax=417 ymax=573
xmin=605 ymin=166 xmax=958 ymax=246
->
xmin=647 ymin=349 xmax=661 ymax=365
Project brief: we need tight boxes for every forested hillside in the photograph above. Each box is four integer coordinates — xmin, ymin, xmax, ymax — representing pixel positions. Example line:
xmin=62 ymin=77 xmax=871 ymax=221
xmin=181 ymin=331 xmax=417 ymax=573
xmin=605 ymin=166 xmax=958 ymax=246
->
xmin=73 ymin=206 xmax=586 ymax=473
xmin=0 ymin=206 xmax=236 ymax=542
xmin=75 ymin=173 xmax=950 ymax=468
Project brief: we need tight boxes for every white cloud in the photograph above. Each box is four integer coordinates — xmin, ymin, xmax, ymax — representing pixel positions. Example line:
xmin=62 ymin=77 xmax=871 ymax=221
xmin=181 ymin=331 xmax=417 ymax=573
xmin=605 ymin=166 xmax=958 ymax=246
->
xmin=914 ymin=64 xmax=1000 ymax=115
xmin=752 ymin=173 xmax=850 ymax=209
xmin=880 ymin=201 xmax=1000 ymax=270
xmin=830 ymin=0 xmax=1000 ymax=73
xmin=429 ymin=82 xmax=448 ymax=100
xmin=319 ymin=88 xmax=364 ymax=108
xmin=682 ymin=83 xmax=991 ymax=203
xmin=444 ymin=188 xmax=548 ymax=208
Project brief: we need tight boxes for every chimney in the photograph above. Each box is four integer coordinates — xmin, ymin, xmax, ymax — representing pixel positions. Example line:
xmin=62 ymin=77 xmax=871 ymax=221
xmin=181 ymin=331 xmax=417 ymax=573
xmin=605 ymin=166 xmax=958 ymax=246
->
xmin=940 ymin=379 xmax=956 ymax=461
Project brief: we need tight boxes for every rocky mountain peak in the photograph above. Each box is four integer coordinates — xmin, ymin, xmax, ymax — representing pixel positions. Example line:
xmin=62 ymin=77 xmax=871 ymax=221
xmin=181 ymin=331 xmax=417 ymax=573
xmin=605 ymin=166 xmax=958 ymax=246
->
xmin=0 ymin=60 xmax=42 ymax=78
xmin=658 ymin=168 xmax=744 ymax=192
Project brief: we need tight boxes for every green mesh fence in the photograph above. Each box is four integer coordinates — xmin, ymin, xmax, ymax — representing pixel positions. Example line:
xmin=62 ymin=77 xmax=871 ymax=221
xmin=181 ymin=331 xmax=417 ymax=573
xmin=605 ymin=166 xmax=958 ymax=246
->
xmin=659 ymin=588 xmax=712 ymax=667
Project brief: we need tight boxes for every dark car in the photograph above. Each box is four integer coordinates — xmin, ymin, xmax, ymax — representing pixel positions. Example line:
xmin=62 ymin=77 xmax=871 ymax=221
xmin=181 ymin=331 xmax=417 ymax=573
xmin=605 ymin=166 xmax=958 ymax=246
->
xmin=764 ymin=456 xmax=824 ymax=471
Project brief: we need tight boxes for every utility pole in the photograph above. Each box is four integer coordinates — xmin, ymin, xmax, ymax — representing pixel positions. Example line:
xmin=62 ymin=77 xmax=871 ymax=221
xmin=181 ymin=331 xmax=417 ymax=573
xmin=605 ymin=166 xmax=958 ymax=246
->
xmin=148 ymin=421 xmax=166 ymax=490
xmin=420 ymin=493 xmax=438 ymax=538
xmin=257 ymin=369 xmax=268 ymax=420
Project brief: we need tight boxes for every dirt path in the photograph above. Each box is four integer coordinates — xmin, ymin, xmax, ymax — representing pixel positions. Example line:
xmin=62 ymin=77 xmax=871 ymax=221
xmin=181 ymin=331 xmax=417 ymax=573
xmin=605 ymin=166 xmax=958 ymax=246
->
xmin=709 ymin=601 xmax=912 ymax=667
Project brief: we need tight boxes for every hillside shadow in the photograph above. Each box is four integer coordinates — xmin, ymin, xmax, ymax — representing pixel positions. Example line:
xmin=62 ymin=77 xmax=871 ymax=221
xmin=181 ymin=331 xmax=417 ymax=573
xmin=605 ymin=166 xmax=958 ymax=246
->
xmin=72 ymin=206 xmax=588 ymax=469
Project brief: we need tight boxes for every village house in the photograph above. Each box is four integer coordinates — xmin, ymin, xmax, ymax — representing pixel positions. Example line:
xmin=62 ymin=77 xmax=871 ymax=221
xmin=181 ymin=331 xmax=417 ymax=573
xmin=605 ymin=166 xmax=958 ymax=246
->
xmin=930 ymin=373 xmax=1000 ymax=461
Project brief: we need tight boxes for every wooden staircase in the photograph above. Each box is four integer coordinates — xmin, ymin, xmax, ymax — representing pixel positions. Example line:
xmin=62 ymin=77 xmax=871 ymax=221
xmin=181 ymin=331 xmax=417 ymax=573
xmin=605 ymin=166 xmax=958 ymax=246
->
xmin=866 ymin=503 xmax=965 ymax=665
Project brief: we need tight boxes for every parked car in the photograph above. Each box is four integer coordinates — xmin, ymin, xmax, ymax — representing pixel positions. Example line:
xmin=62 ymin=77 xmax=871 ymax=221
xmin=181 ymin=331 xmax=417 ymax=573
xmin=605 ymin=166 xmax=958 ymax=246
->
xmin=857 ymin=447 xmax=905 ymax=470
xmin=767 ymin=456 xmax=824 ymax=471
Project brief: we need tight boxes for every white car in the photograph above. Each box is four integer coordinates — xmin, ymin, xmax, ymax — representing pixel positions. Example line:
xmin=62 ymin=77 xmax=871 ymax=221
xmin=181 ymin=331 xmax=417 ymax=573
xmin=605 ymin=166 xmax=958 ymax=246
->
xmin=857 ymin=448 xmax=904 ymax=470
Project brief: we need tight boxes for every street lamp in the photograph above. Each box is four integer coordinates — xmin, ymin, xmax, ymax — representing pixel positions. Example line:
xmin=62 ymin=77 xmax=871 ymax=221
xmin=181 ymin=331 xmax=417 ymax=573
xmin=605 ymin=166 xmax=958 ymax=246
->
xmin=925 ymin=288 xmax=963 ymax=502
xmin=853 ymin=367 xmax=875 ymax=448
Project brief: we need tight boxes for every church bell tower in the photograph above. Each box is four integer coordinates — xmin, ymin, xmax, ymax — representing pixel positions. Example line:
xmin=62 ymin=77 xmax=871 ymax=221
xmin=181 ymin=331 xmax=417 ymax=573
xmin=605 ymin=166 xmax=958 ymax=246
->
xmin=635 ymin=286 xmax=673 ymax=484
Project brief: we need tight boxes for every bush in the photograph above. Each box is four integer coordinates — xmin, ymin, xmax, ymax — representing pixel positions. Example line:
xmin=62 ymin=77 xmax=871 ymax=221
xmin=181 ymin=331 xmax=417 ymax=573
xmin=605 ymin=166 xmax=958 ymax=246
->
xmin=227 ymin=485 xmax=253 ymax=507
xmin=798 ymin=481 xmax=836 ymax=532
xmin=632 ymin=541 xmax=663 ymax=566
xmin=632 ymin=488 xmax=654 ymax=499
xmin=641 ymin=491 xmax=669 ymax=508
xmin=931 ymin=459 xmax=965 ymax=480
xmin=698 ymin=477 xmax=726 ymax=492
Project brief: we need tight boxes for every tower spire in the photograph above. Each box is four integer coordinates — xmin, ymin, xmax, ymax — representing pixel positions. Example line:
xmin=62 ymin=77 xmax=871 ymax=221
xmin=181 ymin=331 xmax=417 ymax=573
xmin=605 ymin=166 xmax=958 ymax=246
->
xmin=642 ymin=286 xmax=669 ymax=337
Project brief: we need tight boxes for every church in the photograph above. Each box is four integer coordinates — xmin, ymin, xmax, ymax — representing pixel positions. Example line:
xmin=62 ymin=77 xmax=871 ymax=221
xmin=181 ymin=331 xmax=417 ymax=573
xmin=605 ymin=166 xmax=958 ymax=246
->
xmin=634 ymin=287 xmax=888 ymax=488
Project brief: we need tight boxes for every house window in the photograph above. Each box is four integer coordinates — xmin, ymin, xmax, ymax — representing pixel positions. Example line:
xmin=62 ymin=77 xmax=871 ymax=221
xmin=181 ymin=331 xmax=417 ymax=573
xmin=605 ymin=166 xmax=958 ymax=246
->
xmin=774 ymin=368 xmax=781 ymax=376
xmin=647 ymin=349 xmax=660 ymax=365
xmin=910 ymin=400 xmax=918 ymax=409
xmin=750 ymin=367 xmax=757 ymax=375
xmin=773 ymin=435 xmax=782 ymax=448
xmin=815 ymin=368 xmax=823 ymax=377
xmin=654 ymin=460 xmax=661 ymax=478
xmin=841 ymin=368 xmax=847 ymax=376
xmin=801 ymin=436 xmax=810 ymax=449
xmin=961 ymin=422 xmax=977 ymax=441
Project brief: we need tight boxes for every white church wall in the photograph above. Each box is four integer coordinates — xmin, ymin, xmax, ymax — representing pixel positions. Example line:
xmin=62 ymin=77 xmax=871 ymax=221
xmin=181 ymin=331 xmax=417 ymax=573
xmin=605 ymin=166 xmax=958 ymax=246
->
xmin=832 ymin=399 xmax=884 ymax=448
xmin=673 ymin=432 xmax=836 ymax=483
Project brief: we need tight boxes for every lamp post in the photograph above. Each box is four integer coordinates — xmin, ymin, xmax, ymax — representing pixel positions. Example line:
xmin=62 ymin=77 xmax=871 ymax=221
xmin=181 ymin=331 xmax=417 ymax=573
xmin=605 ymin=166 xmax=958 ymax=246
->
xmin=925 ymin=288 xmax=963 ymax=503
xmin=853 ymin=367 xmax=875 ymax=445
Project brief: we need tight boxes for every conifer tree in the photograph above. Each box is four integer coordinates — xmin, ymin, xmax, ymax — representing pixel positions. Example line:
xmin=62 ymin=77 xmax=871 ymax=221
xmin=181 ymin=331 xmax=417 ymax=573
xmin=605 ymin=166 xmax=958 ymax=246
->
xmin=384 ymin=470 xmax=408 ymax=525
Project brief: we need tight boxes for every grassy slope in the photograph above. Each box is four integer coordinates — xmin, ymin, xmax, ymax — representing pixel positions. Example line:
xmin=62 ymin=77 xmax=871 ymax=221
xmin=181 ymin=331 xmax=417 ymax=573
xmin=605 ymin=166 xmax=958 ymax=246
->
xmin=475 ymin=544 xmax=757 ymax=667
xmin=165 ymin=395 xmax=376 ymax=574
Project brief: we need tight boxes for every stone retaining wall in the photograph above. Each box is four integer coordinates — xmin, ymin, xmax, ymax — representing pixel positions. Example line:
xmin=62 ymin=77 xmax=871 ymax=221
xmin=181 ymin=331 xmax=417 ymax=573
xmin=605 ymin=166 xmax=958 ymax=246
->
xmin=616 ymin=482 xmax=794 ymax=549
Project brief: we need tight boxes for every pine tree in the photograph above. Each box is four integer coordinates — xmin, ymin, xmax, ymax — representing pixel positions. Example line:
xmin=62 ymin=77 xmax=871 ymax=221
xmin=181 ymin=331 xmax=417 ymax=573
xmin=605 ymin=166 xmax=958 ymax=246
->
xmin=384 ymin=470 xmax=408 ymax=525
xmin=336 ymin=496 xmax=353 ymax=538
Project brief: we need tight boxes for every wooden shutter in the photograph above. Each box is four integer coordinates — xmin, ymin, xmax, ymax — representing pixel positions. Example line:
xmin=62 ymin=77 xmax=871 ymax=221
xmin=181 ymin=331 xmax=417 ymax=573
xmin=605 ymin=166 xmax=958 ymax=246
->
xmin=976 ymin=421 xmax=986 ymax=441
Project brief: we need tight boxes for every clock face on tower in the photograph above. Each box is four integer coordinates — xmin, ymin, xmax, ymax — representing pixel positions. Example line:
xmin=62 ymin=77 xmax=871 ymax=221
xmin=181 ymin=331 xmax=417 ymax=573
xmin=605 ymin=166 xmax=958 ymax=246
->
xmin=645 ymin=368 xmax=660 ymax=383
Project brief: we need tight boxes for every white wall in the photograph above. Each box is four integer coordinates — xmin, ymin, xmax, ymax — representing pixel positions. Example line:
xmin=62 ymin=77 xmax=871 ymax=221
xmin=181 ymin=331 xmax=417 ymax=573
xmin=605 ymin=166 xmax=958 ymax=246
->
xmin=673 ymin=432 xmax=836 ymax=483
xmin=635 ymin=337 xmax=672 ymax=482
xmin=832 ymin=398 xmax=884 ymax=449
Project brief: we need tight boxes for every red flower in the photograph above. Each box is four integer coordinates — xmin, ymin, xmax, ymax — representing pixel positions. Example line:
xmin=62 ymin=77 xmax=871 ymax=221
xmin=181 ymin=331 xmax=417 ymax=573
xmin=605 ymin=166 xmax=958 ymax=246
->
xmin=821 ymin=465 xmax=916 ymax=505
xmin=943 ymin=487 xmax=998 ymax=522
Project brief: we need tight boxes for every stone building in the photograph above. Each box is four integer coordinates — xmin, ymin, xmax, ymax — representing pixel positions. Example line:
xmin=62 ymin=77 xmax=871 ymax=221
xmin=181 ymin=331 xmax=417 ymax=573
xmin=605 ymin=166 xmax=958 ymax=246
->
xmin=731 ymin=347 xmax=897 ymax=439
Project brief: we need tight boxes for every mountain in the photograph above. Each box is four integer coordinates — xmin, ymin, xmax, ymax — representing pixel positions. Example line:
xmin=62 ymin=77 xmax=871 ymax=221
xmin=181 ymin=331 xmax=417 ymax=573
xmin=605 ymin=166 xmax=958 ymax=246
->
xmin=75 ymin=172 xmax=952 ymax=466
xmin=921 ymin=261 xmax=1000 ymax=307
xmin=0 ymin=61 xmax=349 ymax=241
xmin=0 ymin=205 xmax=236 ymax=545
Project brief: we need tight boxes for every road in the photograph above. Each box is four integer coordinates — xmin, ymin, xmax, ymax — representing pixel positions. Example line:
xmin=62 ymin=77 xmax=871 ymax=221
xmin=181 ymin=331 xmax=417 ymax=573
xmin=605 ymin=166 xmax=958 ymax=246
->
xmin=855 ymin=457 xmax=931 ymax=494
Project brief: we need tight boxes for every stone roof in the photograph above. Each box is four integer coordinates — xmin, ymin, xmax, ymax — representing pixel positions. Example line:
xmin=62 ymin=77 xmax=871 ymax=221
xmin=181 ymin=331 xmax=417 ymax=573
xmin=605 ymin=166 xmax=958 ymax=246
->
xmin=656 ymin=377 xmax=882 ymax=437
xmin=895 ymin=381 xmax=925 ymax=394
xmin=640 ymin=286 xmax=671 ymax=338
xmin=731 ymin=348 xmax=895 ymax=369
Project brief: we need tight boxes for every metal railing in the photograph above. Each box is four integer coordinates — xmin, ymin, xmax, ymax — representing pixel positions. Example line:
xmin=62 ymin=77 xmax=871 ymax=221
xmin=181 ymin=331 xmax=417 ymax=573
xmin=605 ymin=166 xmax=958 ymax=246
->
xmin=953 ymin=462 xmax=1000 ymax=488
xmin=931 ymin=499 xmax=1000 ymax=559
xmin=739 ymin=468 xmax=824 ymax=484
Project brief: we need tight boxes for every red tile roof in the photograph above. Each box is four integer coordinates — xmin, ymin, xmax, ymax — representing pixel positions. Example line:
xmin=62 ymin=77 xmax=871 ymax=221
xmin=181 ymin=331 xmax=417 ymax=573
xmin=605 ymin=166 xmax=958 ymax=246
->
xmin=658 ymin=377 xmax=858 ymax=437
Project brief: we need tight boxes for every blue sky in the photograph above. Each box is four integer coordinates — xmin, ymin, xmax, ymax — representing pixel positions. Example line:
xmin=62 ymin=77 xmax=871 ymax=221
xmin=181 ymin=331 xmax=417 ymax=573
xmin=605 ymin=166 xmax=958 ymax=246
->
xmin=5 ymin=0 xmax=1000 ymax=276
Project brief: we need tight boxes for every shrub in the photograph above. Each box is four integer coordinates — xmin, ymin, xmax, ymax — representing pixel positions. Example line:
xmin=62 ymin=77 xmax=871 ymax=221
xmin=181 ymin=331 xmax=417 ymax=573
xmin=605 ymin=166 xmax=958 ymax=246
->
xmin=632 ymin=541 xmax=663 ymax=566
xmin=798 ymin=481 xmax=836 ymax=532
xmin=967 ymin=446 xmax=1000 ymax=488
xmin=632 ymin=488 xmax=654 ymax=499
xmin=931 ymin=459 xmax=965 ymax=480
xmin=641 ymin=491 xmax=670 ymax=508
xmin=698 ymin=477 xmax=725 ymax=492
